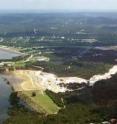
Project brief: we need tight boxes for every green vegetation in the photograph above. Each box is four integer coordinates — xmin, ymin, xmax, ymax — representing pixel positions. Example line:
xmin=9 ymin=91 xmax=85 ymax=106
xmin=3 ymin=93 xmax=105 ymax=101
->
xmin=5 ymin=104 xmax=103 ymax=124
xmin=4 ymin=92 xmax=106 ymax=124
xmin=5 ymin=74 xmax=117 ymax=124
xmin=5 ymin=107 xmax=45 ymax=124
xmin=1 ymin=13 xmax=117 ymax=124
xmin=19 ymin=91 xmax=60 ymax=115
xmin=5 ymin=75 xmax=117 ymax=124
xmin=34 ymin=60 xmax=112 ymax=79
xmin=46 ymin=90 xmax=64 ymax=107
xmin=14 ymin=61 xmax=26 ymax=68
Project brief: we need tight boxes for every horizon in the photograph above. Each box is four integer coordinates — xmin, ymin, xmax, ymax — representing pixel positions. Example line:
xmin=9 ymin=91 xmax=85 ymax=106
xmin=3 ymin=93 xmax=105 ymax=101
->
xmin=1 ymin=0 xmax=117 ymax=13
xmin=1 ymin=9 xmax=117 ymax=14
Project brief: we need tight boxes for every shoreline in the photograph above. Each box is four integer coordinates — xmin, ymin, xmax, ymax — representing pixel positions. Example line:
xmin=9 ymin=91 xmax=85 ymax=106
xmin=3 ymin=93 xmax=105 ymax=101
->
xmin=0 ymin=75 xmax=12 ymax=124
xmin=0 ymin=45 xmax=24 ymax=55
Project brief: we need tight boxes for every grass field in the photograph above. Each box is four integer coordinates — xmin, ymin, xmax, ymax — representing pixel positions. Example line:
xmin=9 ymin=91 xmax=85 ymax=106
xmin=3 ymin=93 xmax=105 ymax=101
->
xmin=22 ymin=91 xmax=60 ymax=115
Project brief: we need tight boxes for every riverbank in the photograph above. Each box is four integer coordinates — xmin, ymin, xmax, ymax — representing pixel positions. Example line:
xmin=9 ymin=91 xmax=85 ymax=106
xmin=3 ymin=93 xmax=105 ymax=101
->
xmin=0 ymin=45 xmax=23 ymax=55
xmin=0 ymin=45 xmax=25 ymax=61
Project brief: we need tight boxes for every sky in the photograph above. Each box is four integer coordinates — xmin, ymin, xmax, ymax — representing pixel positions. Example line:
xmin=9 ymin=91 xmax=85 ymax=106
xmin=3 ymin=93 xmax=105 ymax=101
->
xmin=0 ymin=0 xmax=117 ymax=12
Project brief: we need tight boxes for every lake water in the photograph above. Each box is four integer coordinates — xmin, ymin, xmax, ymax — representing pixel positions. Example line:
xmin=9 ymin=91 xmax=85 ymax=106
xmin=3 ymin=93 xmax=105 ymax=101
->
xmin=0 ymin=76 xmax=12 ymax=124
xmin=0 ymin=49 xmax=22 ymax=60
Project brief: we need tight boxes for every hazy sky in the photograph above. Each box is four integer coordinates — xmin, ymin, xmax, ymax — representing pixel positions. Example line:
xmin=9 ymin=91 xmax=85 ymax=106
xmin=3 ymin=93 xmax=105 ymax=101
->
xmin=0 ymin=0 xmax=117 ymax=11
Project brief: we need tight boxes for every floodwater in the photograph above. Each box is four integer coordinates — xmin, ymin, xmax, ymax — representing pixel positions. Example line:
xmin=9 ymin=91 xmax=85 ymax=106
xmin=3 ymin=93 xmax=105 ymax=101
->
xmin=0 ymin=76 xmax=12 ymax=124
xmin=0 ymin=48 xmax=21 ymax=60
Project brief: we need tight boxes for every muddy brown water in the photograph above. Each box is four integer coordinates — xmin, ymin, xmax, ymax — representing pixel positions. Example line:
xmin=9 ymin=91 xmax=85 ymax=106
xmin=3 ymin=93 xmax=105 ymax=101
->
xmin=0 ymin=76 xmax=12 ymax=124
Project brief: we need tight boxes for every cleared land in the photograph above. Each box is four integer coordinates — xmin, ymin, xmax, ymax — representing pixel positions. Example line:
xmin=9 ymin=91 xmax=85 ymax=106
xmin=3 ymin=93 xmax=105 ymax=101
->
xmin=20 ymin=91 xmax=60 ymax=114
xmin=4 ymin=70 xmax=87 ymax=93
xmin=4 ymin=65 xmax=117 ymax=92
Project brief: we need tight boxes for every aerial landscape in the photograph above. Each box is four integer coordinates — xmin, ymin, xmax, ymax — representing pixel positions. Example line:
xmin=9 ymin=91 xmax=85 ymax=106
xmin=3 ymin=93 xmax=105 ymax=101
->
xmin=0 ymin=0 xmax=117 ymax=124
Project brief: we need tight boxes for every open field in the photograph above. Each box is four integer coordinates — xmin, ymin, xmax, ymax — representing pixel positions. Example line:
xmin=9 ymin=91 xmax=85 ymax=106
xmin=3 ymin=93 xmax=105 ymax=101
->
xmin=20 ymin=91 xmax=60 ymax=114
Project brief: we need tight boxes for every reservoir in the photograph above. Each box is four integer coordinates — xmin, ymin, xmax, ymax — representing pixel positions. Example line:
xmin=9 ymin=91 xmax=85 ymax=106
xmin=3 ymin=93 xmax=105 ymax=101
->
xmin=0 ymin=76 xmax=12 ymax=124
